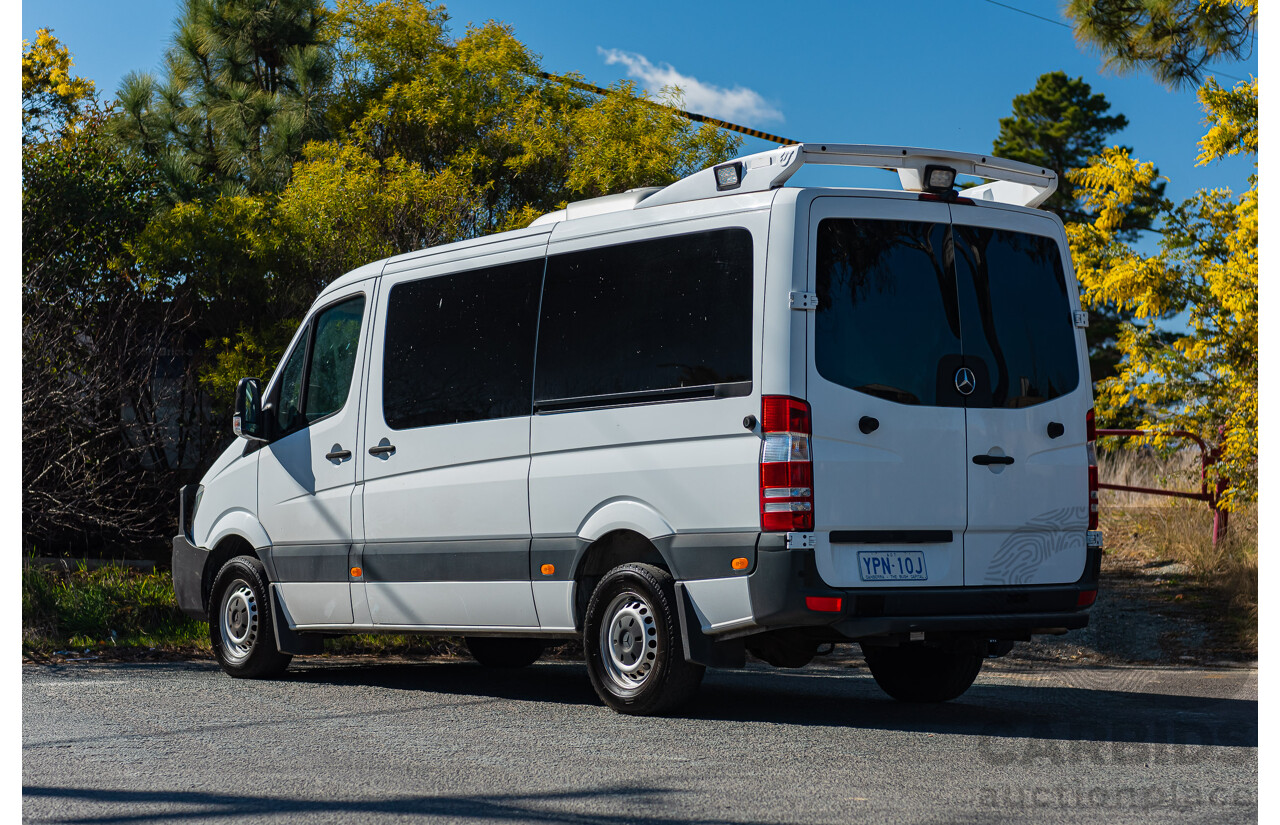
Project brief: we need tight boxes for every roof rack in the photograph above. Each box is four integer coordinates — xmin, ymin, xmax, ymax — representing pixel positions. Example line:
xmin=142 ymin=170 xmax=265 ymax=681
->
xmin=636 ymin=143 xmax=1058 ymax=210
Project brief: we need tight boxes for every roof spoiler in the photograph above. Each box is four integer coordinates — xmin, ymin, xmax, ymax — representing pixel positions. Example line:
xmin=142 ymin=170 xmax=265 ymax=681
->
xmin=637 ymin=143 xmax=1058 ymax=210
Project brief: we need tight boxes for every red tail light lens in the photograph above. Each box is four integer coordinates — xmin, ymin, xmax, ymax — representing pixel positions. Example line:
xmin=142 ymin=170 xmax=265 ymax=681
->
xmin=805 ymin=596 xmax=843 ymax=613
xmin=1086 ymin=408 xmax=1099 ymax=530
xmin=760 ymin=395 xmax=814 ymax=531
xmin=1077 ymin=590 xmax=1097 ymax=608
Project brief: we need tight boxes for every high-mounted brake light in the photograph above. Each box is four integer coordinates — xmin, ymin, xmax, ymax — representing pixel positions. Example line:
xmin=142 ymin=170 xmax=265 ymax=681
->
xmin=1087 ymin=408 xmax=1099 ymax=530
xmin=760 ymin=396 xmax=814 ymax=531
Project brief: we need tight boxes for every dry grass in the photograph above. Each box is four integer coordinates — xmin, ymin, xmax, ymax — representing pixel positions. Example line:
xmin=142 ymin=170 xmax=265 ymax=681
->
xmin=1097 ymin=448 xmax=1258 ymax=654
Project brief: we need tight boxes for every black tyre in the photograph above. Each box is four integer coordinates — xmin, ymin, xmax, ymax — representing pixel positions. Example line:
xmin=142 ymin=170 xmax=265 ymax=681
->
xmin=583 ymin=563 xmax=704 ymax=715
xmin=861 ymin=640 xmax=983 ymax=703
xmin=465 ymin=637 xmax=545 ymax=668
xmin=208 ymin=556 xmax=292 ymax=679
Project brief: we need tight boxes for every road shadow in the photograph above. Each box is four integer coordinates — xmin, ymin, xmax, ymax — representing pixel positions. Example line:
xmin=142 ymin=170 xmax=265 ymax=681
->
xmin=32 ymin=658 xmax=1256 ymax=751
xmin=280 ymin=659 xmax=1256 ymax=749
xmin=22 ymin=784 xmax=797 ymax=825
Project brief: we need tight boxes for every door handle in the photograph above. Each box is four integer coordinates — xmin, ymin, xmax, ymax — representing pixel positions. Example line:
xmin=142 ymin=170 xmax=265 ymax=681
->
xmin=368 ymin=444 xmax=396 ymax=456
xmin=325 ymin=447 xmax=352 ymax=461
xmin=972 ymin=454 xmax=1015 ymax=466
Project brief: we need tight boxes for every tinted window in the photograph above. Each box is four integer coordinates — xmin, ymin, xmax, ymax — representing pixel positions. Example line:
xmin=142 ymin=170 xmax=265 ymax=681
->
xmin=815 ymin=218 xmax=962 ymax=406
xmin=305 ymin=296 xmax=365 ymax=420
xmin=383 ymin=259 xmax=542 ymax=429
xmin=536 ymin=228 xmax=753 ymax=405
xmin=275 ymin=333 xmax=308 ymax=434
xmin=953 ymin=226 xmax=1079 ymax=408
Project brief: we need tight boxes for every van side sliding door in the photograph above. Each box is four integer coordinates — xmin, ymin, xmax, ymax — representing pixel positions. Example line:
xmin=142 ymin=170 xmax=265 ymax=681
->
xmin=359 ymin=246 xmax=544 ymax=629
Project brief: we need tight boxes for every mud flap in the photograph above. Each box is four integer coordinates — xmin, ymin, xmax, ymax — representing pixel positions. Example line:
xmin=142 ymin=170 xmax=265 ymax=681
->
xmin=675 ymin=582 xmax=745 ymax=668
xmin=269 ymin=585 xmax=324 ymax=655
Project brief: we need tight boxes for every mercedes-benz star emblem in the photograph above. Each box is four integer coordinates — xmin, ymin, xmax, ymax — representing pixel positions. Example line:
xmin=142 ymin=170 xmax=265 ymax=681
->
xmin=954 ymin=367 xmax=976 ymax=396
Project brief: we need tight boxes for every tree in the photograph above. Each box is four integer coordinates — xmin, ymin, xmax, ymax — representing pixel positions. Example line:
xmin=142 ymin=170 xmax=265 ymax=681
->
xmin=22 ymin=28 xmax=95 ymax=142
xmin=1066 ymin=79 xmax=1257 ymax=507
xmin=1066 ymin=0 xmax=1257 ymax=89
xmin=111 ymin=0 xmax=332 ymax=199
xmin=23 ymin=98 xmax=193 ymax=553
xmin=993 ymin=72 xmax=1165 ymax=385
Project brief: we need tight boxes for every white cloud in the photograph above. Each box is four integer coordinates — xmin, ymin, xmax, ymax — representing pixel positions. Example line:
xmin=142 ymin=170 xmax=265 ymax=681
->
xmin=598 ymin=48 xmax=784 ymax=125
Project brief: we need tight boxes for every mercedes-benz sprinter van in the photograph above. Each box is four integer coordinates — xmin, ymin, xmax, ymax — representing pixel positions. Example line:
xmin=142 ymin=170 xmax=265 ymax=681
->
xmin=172 ymin=144 xmax=1103 ymax=715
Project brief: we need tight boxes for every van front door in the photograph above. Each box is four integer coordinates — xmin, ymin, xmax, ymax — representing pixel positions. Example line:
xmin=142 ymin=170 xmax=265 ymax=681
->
xmin=258 ymin=289 xmax=371 ymax=626
xmin=948 ymin=204 xmax=1090 ymax=585
xmin=805 ymin=197 xmax=969 ymax=588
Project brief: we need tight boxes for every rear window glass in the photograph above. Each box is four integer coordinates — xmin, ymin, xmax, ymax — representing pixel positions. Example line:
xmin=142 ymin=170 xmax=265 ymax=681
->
xmin=382 ymin=259 xmax=542 ymax=429
xmin=953 ymin=226 xmax=1079 ymax=408
xmin=535 ymin=228 xmax=753 ymax=407
xmin=815 ymin=218 xmax=962 ymax=406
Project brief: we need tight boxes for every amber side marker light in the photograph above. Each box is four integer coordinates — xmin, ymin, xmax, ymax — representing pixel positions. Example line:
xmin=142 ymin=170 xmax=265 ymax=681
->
xmin=540 ymin=563 xmax=556 ymax=576
xmin=350 ymin=567 xmax=362 ymax=578
xmin=731 ymin=557 xmax=749 ymax=571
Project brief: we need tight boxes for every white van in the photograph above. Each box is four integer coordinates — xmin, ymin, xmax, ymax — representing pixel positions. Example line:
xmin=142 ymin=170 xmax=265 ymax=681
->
xmin=173 ymin=144 xmax=1103 ymax=715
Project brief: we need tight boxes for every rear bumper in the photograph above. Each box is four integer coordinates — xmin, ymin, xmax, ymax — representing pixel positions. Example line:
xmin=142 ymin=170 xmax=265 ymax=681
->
xmin=171 ymin=535 xmax=208 ymax=620
xmin=743 ymin=539 xmax=1102 ymax=640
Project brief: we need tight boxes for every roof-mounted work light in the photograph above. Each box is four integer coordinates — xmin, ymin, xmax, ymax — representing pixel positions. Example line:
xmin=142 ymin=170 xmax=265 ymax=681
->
xmin=923 ymin=164 xmax=957 ymax=194
xmin=714 ymin=161 xmax=744 ymax=191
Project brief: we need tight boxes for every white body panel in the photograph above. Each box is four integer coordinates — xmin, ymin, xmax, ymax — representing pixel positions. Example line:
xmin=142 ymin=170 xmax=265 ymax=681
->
xmin=530 ymin=205 xmax=772 ymax=543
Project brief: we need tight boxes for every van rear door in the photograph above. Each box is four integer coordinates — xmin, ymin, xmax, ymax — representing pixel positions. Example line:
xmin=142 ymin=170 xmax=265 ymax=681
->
xmin=949 ymin=204 xmax=1089 ymax=585
xmin=805 ymin=197 xmax=969 ymax=588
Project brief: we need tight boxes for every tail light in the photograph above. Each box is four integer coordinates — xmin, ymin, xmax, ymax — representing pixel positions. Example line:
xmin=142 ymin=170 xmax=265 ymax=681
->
xmin=1086 ymin=408 xmax=1098 ymax=530
xmin=760 ymin=396 xmax=814 ymax=531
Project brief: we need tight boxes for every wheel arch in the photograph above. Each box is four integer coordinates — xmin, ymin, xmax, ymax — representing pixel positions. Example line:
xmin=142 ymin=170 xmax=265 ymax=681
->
xmin=571 ymin=529 xmax=674 ymax=628
xmin=201 ymin=533 xmax=262 ymax=616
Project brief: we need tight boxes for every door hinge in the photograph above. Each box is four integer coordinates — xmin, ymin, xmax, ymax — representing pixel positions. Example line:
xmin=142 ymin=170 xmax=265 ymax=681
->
xmin=790 ymin=291 xmax=818 ymax=310
xmin=1073 ymin=310 xmax=1089 ymax=328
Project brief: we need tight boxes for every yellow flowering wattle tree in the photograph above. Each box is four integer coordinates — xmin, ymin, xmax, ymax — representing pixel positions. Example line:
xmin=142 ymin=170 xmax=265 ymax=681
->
xmin=1065 ymin=77 xmax=1257 ymax=507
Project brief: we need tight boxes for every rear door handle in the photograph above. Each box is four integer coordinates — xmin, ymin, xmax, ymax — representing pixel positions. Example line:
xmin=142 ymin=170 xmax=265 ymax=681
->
xmin=368 ymin=444 xmax=396 ymax=456
xmin=972 ymin=454 xmax=1015 ymax=466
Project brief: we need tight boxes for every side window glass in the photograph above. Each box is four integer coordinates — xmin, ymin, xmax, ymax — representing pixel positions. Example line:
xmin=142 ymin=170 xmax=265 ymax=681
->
xmin=305 ymin=296 xmax=366 ymax=420
xmin=275 ymin=334 xmax=308 ymax=434
xmin=536 ymin=228 xmax=753 ymax=406
xmin=383 ymin=260 xmax=542 ymax=430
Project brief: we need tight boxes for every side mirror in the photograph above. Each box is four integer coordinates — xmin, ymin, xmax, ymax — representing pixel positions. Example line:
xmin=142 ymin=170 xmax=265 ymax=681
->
xmin=233 ymin=377 xmax=268 ymax=442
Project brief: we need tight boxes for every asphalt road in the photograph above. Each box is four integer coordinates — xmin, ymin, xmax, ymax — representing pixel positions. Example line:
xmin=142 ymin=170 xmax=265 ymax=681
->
xmin=23 ymin=655 xmax=1257 ymax=824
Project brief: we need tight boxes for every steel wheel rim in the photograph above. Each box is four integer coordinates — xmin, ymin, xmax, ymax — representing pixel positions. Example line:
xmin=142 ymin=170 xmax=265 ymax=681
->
xmin=599 ymin=590 xmax=659 ymax=692
xmin=219 ymin=580 xmax=258 ymax=664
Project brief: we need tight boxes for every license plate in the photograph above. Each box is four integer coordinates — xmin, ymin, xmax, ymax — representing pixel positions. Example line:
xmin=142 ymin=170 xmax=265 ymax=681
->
xmin=857 ymin=550 xmax=928 ymax=582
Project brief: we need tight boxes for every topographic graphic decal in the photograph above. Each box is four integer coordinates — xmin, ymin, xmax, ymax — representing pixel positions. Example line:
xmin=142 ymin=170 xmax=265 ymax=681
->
xmin=982 ymin=506 xmax=1087 ymax=585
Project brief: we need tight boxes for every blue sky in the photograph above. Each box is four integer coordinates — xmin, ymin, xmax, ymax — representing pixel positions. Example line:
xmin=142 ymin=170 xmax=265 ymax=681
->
xmin=21 ymin=0 xmax=1259 ymax=207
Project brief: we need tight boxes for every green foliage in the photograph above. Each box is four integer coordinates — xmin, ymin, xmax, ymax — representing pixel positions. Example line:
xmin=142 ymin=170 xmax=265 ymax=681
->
xmin=22 ymin=562 xmax=207 ymax=651
xmin=1066 ymin=79 xmax=1257 ymax=507
xmin=993 ymin=72 xmax=1166 ymax=389
xmin=111 ymin=0 xmax=332 ymax=199
xmin=1066 ymin=0 xmax=1257 ymax=89
xmin=199 ymin=321 xmax=300 ymax=416
xmin=22 ymin=28 xmax=95 ymax=142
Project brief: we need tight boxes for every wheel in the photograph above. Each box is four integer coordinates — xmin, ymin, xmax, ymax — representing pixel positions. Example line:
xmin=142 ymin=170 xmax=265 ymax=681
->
xmin=861 ymin=639 xmax=983 ymax=702
xmin=583 ymin=563 xmax=704 ymax=715
xmin=208 ymin=556 xmax=292 ymax=678
xmin=465 ymin=637 xmax=545 ymax=668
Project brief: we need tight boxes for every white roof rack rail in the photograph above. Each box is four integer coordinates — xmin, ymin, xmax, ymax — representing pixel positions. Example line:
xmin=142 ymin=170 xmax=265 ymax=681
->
xmin=636 ymin=143 xmax=1058 ymax=210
